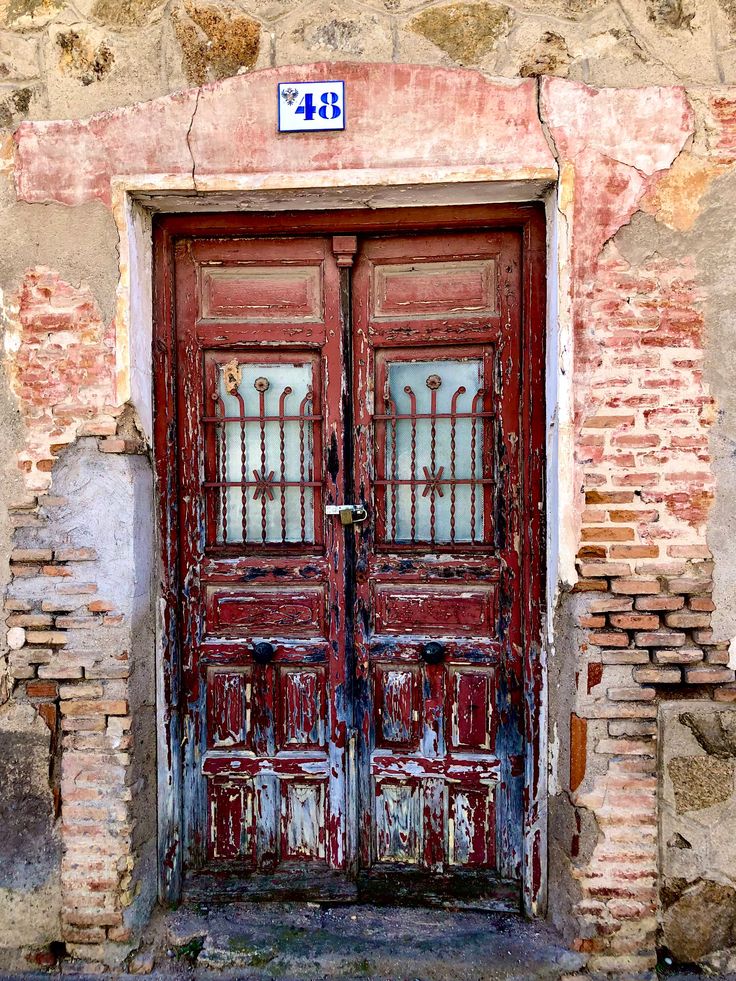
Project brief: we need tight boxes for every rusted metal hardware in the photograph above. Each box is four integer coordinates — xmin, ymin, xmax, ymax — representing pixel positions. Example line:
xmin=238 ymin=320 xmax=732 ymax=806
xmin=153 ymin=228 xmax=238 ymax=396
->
xmin=204 ymin=369 xmax=320 ymax=545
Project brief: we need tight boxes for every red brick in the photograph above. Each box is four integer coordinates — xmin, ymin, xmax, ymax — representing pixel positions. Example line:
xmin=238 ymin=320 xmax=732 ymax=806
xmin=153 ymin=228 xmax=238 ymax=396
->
xmin=633 ymin=667 xmax=681 ymax=684
xmin=667 ymin=545 xmax=712 ymax=559
xmin=596 ymin=739 xmax=656 ymax=757
xmin=87 ymin=600 xmax=116 ymax=613
xmin=61 ymin=699 xmax=128 ymax=716
xmin=36 ymin=702 xmax=57 ymax=732
xmin=590 ymin=597 xmax=633 ymax=613
xmin=610 ymin=545 xmax=659 ymax=559
xmin=635 ymin=561 xmax=686 ymax=577
xmin=10 ymin=548 xmax=53 ymax=563
xmin=591 ymin=703 xmax=658 ymax=720
xmin=54 ymin=547 xmax=97 ymax=562
xmin=635 ymin=631 xmax=686 ymax=648
xmin=608 ymin=687 xmax=656 ymax=702
xmin=582 ymin=527 xmax=636 ymax=542
xmin=612 ymin=579 xmax=660 ymax=595
xmin=583 ymin=415 xmax=636 ymax=428
xmin=55 ymin=616 xmax=96 ymax=629
xmin=684 ymin=666 xmax=735 ymax=684
xmin=580 ymin=615 xmax=606 ymax=629
xmin=25 ymin=630 xmax=67 ymax=645
xmin=653 ymin=648 xmax=703 ymax=665
xmin=634 ymin=595 xmax=684 ymax=612
xmin=63 ymin=911 xmax=123 ymax=928
xmin=610 ymin=614 xmax=659 ymax=630
xmin=608 ymin=509 xmax=659 ymax=522
xmin=577 ymin=544 xmax=607 ymax=560
xmin=5 ymin=599 xmax=33 ymax=612
xmin=706 ymin=648 xmax=730 ymax=665
xmin=586 ymin=491 xmax=636 ymax=505
xmin=570 ymin=713 xmax=587 ymax=792
xmin=62 ymin=927 xmax=106 ymax=943
xmin=601 ymin=649 xmax=651 ymax=665
xmin=690 ymin=597 xmax=716 ymax=612
xmin=664 ymin=612 xmax=711 ymax=629
xmin=26 ymin=679 xmax=59 ymax=698
xmin=619 ymin=473 xmax=660 ymax=487
xmin=98 ymin=438 xmax=127 ymax=453
xmin=667 ymin=577 xmax=713 ymax=594
xmin=609 ymin=721 xmax=657 ymax=737
xmin=579 ymin=562 xmax=631 ymax=578
xmin=590 ymin=632 xmax=630 ymax=648
xmin=573 ymin=579 xmax=608 ymax=593
xmin=7 ymin=613 xmax=54 ymax=628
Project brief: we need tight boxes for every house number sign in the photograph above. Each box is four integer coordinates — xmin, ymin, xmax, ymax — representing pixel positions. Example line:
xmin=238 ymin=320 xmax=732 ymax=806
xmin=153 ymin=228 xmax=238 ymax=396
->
xmin=278 ymin=80 xmax=346 ymax=133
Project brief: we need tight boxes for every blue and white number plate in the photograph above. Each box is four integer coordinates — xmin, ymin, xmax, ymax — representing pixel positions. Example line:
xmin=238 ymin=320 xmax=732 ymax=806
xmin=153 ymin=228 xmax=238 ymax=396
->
xmin=278 ymin=80 xmax=345 ymax=133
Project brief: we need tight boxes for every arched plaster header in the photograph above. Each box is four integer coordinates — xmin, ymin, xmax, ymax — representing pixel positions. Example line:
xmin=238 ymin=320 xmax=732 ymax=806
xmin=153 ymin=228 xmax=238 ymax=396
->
xmin=14 ymin=63 xmax=559 ymax=207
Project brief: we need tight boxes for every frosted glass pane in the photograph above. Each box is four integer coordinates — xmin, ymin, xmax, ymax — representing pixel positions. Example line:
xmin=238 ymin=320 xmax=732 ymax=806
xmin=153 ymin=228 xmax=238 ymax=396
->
xmin=215 ymin=362 xmax=315 ymax=544
xmin=383 ymin=358 xmax=485 ymax=544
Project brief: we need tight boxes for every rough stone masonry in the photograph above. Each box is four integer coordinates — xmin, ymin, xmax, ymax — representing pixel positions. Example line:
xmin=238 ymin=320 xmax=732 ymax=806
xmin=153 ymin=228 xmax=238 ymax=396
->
xmin=2 ymin=0 xmax=736 ymax=978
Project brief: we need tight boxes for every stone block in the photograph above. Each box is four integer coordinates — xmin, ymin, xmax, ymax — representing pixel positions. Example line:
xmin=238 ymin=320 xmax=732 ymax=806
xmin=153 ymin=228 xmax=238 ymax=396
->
xmin=0 ymin=31 xmax=40 ymax=80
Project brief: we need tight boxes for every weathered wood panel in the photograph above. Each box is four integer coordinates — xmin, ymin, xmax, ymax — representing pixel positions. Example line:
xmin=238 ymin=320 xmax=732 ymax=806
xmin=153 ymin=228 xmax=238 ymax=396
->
xmin=207 ymin=586 xmax=326 ymax=638
xmin=373 ymin=585 xmax=494 ymax=636
xmin=200 ymin=264 xmax=323 ymax=323
xmin=372 ymin=259 xmax=496 ymax=320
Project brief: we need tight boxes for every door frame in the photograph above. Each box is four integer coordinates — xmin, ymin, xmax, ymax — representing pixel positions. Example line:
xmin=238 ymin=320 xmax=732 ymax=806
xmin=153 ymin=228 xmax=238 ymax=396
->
xmin=152 ymin=203 xmax=547 ymax=913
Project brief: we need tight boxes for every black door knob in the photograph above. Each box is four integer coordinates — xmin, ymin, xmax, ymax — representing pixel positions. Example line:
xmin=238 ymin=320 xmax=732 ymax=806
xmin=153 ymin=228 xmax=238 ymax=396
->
xmin=421 ymin=641 xmax=445 ymax=665
xmin=252 ymin=641 xmax=275 ymax=664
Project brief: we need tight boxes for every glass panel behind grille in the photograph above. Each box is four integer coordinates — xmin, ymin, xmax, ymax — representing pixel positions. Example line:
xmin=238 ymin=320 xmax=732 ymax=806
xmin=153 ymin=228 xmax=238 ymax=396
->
xmin=378 ymin=358 xmax=487 ymax=545
xmin=208 ymin=360 xmax=317 ymax=545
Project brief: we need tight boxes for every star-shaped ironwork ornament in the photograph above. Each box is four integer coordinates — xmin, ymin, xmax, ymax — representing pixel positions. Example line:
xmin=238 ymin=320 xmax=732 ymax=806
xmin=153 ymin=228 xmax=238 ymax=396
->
xmin=252 ymin=468 xmax=276 ymax=501
xmin=421 ymin=465 xmax=445 ymax=498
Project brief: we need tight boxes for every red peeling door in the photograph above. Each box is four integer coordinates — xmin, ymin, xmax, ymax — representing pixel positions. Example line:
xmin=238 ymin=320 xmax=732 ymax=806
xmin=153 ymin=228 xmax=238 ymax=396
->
xmin=352 ymin=232 xmax=525 ymax=900
xmin=169 ymin=221 xmax=533 ymax=904
xmin=174 ymin=236 xmax=351 ymax=893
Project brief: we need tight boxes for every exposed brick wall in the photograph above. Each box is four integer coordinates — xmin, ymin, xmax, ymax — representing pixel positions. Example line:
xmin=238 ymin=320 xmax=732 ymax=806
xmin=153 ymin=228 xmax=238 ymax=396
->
xmin=557 ymin=116 xmax=736 ymax=972
xmin=7 ymin=268 xmax=119 ymax=491
xmin=5 ymin=424 xmax=149 ymax=962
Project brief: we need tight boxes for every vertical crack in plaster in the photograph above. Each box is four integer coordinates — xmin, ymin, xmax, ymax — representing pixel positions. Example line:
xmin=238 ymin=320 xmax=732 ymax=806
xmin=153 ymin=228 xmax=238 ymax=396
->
xmin=535 ymin=79 xmax=561 ymax=171
xmin=186 ymin=87 xmax=202 ymax=195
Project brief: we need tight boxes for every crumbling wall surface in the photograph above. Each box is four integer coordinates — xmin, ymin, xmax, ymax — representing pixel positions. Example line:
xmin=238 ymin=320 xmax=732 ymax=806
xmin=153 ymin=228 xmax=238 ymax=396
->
xmin=0 ymin=434 xmax=156 ymax=968
xmin=542 ymin=87 xmax=736 ymax=974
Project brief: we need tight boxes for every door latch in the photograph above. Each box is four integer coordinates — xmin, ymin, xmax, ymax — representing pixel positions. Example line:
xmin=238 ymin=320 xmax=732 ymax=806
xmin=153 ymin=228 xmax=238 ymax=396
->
xmin=325 ymin=503 xmax=368 ymax=526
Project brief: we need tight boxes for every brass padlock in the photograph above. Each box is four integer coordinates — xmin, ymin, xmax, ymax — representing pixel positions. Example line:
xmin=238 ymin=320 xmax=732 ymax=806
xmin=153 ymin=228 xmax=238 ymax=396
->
xmin=325 ymin=503 xmax=369 ymax=526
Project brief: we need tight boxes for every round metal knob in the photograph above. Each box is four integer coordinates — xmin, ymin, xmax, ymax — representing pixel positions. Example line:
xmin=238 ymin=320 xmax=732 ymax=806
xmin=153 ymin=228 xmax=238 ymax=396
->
xmin=252 ymin=641 xmax=275 ymax=664
xmin=420 ymin=641 xmax=445 ymax=665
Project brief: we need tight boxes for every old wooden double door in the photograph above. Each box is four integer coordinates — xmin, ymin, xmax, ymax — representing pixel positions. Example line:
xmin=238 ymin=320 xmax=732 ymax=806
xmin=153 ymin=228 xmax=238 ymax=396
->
xmin=171 ymin=215 xmax=539 ymax=904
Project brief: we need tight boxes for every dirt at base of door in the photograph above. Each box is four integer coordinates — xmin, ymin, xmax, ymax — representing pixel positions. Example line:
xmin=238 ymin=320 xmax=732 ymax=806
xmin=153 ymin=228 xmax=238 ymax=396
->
xmin=123 ymin=903 xmax=584 ymax=978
